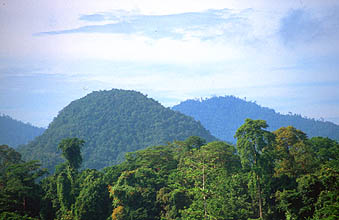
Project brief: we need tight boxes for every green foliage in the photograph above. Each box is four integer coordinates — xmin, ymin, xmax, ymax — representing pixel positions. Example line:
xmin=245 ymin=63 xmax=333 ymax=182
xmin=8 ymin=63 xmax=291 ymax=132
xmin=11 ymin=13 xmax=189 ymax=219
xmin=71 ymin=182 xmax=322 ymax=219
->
xmin=19 ymin=89 xmax=216 ymax=172
xmin=0 ymin=144 xmax=22 ymax=169
xmin=0 ymin=114 xmax=45 ymax=148
xmin=172 ymin=96 xmax=339 ymax=143
xmin=0 ymin=145 xmax=46 ymax=219
xmin=58 ymin=138 xmax=85 ymax=170
xmin=274 ymin=126 xmax=315 ymax=177
xmin=276 ymin=165 xmax=339 ymax=220
xmin=235 ymin=119 xmax=276 ymax=219
xmin=40 ymin=167 xmax=113 ymax=220
xmin=37 ymin=130 xmax=336 ymax=220
xmin=40 ymin=175 xmax=59 ymax=220
xmin=57 ymin=170 xmax=74 ymax=213
xmin=110 ymin=168 xmax=162 ymax=220
xmin=4 ymin=117 xmax=338 ymax=220
xmin=235 ymin=119 xmax=275 ymax=172
xmin=124 ymin=144 xmax=178 ymax=176
xmin=0 ymin=211 xmax=39 ymax=220
xmin=74 ymin=169 xmax=112 ymax=220
xmin=275 ymin=134 xmax=339 ymax=220
xmin=174 ymin=141 xmax=246 ymax=219
xmin=207 ymin=172 xmax=254 ymax=219
xmin=182 ymin=136 xmax=206 ymax=149
xmin=309 ymin=136 xmax=339 ymax=168
xmin=40 ymin=139 xmax=113 ymax=220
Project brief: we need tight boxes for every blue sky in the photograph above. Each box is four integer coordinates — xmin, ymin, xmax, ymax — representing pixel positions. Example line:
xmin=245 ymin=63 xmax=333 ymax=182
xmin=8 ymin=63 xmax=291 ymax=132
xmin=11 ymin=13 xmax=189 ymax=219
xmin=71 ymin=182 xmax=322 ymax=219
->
xmin=0 ymin=0 xmax=339 ymax=127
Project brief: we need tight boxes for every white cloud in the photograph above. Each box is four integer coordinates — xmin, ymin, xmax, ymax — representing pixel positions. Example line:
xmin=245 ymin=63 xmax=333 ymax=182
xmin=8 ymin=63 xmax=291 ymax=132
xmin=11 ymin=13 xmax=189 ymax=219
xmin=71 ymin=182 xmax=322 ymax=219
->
xmin=1 ymin=0 xmax=339 ymax=126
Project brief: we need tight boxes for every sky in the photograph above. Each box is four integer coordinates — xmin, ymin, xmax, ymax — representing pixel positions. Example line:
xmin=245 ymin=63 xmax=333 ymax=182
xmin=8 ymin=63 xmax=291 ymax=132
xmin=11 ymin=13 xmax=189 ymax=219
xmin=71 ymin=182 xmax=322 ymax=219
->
xmin=0 ymin=0 xmax=339 ymax=127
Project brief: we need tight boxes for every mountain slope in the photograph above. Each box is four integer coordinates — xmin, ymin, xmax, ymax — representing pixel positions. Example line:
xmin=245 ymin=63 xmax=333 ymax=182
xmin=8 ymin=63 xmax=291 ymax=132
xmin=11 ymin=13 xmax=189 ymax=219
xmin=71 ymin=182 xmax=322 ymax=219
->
xmin=19 ymin=89 xmax=216 ymax=171
xmin=0 ymin=114 xmax=45 ymax=148
xmin=172 ymin=96 xmax=339 ymax=143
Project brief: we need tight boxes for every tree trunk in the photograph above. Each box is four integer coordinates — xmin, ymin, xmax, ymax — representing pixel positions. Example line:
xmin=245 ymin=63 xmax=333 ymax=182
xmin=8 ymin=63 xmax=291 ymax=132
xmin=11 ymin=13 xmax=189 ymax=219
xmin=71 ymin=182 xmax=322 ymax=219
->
xmin=203 ymin=159 xmax=207 ymax=219
xmin=23 ymin=197 xmax=26 ymax=211
xmin=257 ymin=175 xmax=263 ymax=219
xmin=254 ymin=153 xmax=263 ymax=219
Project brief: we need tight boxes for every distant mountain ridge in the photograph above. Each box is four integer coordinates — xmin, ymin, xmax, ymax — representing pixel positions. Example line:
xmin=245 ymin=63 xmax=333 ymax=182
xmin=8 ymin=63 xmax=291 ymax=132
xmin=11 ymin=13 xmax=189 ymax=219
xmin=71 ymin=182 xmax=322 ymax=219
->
xmin=0 ymin=114 xmax=45 ymax=148
xmin=19 ymin=89 xmax=216 ymax=171
xmin=172 ymin=96 xmax=339 ymax=143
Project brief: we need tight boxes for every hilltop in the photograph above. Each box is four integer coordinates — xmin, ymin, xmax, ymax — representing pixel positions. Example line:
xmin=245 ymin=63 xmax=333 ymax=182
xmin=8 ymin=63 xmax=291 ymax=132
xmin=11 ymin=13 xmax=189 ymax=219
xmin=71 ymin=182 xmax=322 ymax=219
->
xmin=0 ymin=114 xmax=45 ymax=148
xmin=172 ymin=96 xmax=339 ymax=143
xmin=19 ymin=89 xmax=216 ymax=171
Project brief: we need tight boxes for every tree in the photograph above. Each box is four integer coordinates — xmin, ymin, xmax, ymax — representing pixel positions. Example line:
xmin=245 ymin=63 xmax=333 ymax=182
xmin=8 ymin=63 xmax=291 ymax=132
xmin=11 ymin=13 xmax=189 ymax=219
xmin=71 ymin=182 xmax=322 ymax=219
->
xmin=109 ymin=168 xmax=162 ymax=220
xmin=309 ymin=137 xmax=339 ymax=168
xmin=0 ymin=145 xmax=46 ymax=219
xmin=178 ymin=141 xmax=243 ymax=219
xmin=124 ymin=144 xmax=178 ymax=176
xmin=0 ymin=145 xmax=22 ymax=167
xmin=275 ymin=137 xmax=339 ymax=220
xmin=273 ymin=126 xmax=313 ymax=178
xmin=235 ymin=119 xmax=275 ymax=219
xmin=55 ymin=138 xmax=85 ymax=219
xmin=39 ymin=175 xmax=60 ymax=220
xmin=58 ymin=138 xmax=85 ymax=170
xmin=276 ymin=164 xmax=339 ymax=220
xmin=182 ymin=136 xmax=206 ymax=150
xmin=74 ymin=169 xmax=111 ymax=220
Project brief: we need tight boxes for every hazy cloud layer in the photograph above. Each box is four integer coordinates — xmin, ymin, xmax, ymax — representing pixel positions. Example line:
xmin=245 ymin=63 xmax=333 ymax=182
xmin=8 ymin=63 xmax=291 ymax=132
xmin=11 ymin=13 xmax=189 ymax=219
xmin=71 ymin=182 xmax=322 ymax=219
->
xmin=39 ymin=9 xmax=253 ymax=42
xmin=279 ymin=7 xmax=339 ymax=48
xmin=1 ymin=1 xmax=339 ymax=126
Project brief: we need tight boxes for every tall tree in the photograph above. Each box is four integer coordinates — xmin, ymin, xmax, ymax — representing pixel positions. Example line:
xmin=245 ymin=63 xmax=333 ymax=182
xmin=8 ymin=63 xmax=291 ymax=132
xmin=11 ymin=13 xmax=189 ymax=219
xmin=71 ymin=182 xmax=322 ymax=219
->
xmin=273 ymin=126 xmax=315 ymax=178
xmin=56 ymin=138 xmax=85 ymax=219
xmin=57 ymin=138 xmax=85 ymax=170
xmin=178 ymin=141 xmax=242 ymax=219
xmin=235 ymin=119 xmax=275 ymax=219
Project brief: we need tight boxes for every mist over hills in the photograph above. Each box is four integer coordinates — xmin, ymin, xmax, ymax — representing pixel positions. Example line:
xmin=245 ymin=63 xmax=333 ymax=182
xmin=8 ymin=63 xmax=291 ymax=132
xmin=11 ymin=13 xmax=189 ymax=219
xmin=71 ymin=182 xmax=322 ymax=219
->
xmin=18 ymin=89 xmax=216 ymax=171
xmin=172 ymin=96 xmax=339 ymax=143
xmin=0 ymin=114 xmax=45 ymax=148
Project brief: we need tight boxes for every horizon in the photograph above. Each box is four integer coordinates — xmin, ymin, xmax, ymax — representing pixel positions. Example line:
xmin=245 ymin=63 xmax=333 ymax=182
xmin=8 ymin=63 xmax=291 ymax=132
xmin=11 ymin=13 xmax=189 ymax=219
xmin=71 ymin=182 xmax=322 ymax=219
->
xmin=1 ymin=0 xmax=338 ymax=127
xmin=1 ymin=89 xmax=338 ymax=128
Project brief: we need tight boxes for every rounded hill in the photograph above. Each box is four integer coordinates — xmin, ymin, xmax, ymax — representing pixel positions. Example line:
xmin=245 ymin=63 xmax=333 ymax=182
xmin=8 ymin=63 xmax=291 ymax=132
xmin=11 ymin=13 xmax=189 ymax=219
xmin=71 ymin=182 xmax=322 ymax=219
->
xmin=19 ymin=89 xmax=216 ymax=171
xmin=172 ymin=96 xmax=339 ymax=143
xmin=0 ymin=114 xmax=45 ymax=148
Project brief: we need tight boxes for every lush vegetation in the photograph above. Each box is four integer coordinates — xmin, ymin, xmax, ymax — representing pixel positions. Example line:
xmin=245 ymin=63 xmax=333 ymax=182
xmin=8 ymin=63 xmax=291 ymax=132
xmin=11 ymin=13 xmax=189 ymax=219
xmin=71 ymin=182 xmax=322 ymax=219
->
xmin=2 ymin=119 xmax=338 ymax=220
xmin=0 ymin=114 xmax=45 ymax=148
xmin=0 ymin=145 xmax=47 ymax=220
xmin=18 ymin=89 xmax=216 ymax=172
xmin=172 ymin=96 xmax=339 ymax=143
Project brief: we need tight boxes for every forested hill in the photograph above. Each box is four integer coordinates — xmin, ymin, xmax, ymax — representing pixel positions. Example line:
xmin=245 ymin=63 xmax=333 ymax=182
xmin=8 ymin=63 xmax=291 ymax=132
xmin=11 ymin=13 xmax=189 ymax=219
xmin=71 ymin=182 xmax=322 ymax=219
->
xmin=0 ymin=114 xmax=45 ymax=148
xmin=172 ymin=96 xmax=339 ymax=143
xmin=18 ymin=89 xmax=216 ymax=171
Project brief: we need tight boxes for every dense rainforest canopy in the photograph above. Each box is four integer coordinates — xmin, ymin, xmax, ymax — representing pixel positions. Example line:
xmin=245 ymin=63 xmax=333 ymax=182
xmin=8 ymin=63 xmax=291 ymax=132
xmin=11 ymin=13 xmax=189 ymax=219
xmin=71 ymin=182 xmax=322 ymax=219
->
xmin=3 ymin=90 xmax=338 ymax=219
xmin=0 ymin=114 xmax=45 ymax=148
xmin=18 ymin=89 xmax=216 ymax=172
xmin=172 ymin=96 xmax=339 ymax=143
xmin=1 ymin=119 xmax=338 ymax=220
